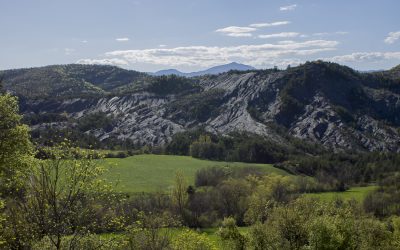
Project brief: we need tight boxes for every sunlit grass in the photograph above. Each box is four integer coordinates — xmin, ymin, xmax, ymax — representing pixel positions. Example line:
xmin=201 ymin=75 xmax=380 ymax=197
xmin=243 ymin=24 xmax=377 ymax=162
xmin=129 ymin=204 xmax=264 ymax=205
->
xmin=102 ymin=154 xmax=289 ymax=193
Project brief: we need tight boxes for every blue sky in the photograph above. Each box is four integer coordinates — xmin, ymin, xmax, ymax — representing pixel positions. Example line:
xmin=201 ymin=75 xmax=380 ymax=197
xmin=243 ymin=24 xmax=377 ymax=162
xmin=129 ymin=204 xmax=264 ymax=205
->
xmin=1 ymin=0 xmax=399 ymax=72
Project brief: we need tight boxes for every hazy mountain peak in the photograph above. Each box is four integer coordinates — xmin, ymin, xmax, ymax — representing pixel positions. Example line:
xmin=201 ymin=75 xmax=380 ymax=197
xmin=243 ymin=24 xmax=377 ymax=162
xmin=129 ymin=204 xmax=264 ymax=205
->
xmin=153 ymin=62 xmax=255 ymax=77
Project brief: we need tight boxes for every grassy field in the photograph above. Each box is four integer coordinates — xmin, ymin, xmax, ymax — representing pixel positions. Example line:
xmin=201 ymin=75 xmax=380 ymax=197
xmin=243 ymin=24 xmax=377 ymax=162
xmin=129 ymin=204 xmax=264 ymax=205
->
xmin=102 ymin=154 xmax=289 ymax=193
xmin=304 ymin=186 xmax=377 ymax=202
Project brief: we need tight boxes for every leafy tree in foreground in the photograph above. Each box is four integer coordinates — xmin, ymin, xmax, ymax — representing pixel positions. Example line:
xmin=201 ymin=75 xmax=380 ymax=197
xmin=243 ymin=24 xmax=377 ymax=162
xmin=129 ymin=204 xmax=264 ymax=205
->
xmin=21 ymin=142 xmax=112 ymax=249
xmin=0 ymin=93 xmax=34 ymax=196
xmin=0 ymin=91 xmax=35 ymax=248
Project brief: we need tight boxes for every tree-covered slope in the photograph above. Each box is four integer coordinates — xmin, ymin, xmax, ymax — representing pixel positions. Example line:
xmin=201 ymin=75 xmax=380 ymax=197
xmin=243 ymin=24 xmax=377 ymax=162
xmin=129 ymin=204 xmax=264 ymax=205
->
xmin=3 ymin=61 xmax=400 ymax=152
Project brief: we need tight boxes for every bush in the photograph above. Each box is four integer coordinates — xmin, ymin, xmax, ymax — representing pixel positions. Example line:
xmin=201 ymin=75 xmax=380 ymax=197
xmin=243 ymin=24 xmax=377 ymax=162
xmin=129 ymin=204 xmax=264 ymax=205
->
xmin=171 ymin=229 xmax=217 ymax=250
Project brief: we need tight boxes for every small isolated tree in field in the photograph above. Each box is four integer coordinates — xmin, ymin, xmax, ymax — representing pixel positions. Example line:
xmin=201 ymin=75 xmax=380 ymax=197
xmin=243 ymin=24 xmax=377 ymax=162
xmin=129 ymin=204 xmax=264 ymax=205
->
xmin=22 ymin=142 xmax=111 ymax=249
xmin=172 ymin=171 xmax=188 ymax=219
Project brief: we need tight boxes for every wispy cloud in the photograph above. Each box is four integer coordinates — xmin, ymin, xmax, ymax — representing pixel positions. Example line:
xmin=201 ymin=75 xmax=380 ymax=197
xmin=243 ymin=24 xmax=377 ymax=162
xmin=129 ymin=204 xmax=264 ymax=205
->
xmin=116 ymin=37 xmax=130 ymax=42
xmin=77 ymin=39 xmax=338 ymax=68
xmin=259 ymin=32 xmax=300 ymax=39
xmin=249 ymin=21 xmax=290 ymax=28
xmin=82 ymin=40 xmax=88 ymax=43
xmin=384 ymin=31 xmax=400 ymax=44
xmin=217 ymin=22 xmax=291 ymax=37
xmin=227 ymin=33 xmax=253 ymax=37
xmin=159 ymin=44 xmax=167 ymax=47
xmin=325 ymin=52 xmax=400 ymax=63
xmin=215 ymin=26 xmax=256 ymax=37
xmin=312 ymin=31 xmax=349 ymax=36
xmin=77 ymin=58 xmax=129 ymax=66
xmin=280 ymin=4 xmax=297 ymax=11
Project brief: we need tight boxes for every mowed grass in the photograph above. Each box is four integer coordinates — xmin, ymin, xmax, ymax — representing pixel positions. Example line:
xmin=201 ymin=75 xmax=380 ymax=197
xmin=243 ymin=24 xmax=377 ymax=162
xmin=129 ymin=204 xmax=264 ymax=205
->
xmin=103 ymin=154 xmax=289 ymax=193
xmin=304 ymin=186 xmax=377 ymax=202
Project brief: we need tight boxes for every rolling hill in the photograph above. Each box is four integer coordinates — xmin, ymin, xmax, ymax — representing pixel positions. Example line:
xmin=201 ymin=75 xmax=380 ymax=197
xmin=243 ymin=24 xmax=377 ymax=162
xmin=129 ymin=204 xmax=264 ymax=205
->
xmin=2 ymin=61 xmax=400 ymax=152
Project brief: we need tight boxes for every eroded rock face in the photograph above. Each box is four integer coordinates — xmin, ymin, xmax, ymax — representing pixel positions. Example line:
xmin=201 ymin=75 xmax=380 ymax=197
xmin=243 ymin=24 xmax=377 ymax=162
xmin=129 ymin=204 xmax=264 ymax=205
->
xmin=19 ymin=63 xmax=400 ymax=152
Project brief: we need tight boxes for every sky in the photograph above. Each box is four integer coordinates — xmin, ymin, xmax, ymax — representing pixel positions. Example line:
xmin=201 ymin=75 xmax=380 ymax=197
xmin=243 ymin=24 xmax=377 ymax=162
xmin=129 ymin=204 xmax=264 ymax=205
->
xmin=1 ymin=0 xmax=400 ymax=72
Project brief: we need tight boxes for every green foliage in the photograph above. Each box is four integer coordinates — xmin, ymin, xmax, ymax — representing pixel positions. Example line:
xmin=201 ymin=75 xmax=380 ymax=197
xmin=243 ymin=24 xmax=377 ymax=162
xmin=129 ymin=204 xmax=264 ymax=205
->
xmin=11 ymin=142 xmax=114 ymax=249
xmin=279 ymin=152 xmax=400 ymax=189
xmin=146 ymin=75 xmax=200 ymax=95
xmin=171 ymin=229 xmax=217 ymax=250
xmin=166 ymin=131 xmax=288 ymax=164
xmin=0 ymin=93 xmax=34 ymax=196
xmin=122 ymin=211 xmax=178 ymax=250
xmin=364 ymin=173 xmax=400 ymax=217
xmin=1 ymin=64 xmax=148 ymax=98
xmin=247 ymin=197 xmax=397 ymax=250
xmin=217 ymin=217 xmax=247 ymax=250
xmin=171 ymin=171 xmax=189 ymax=220
xmin=167 ymin=89 xmax=225 ymax=122
xmin=306 ymin=186 xmax=377 ymax=202
xmin=32 ymin=234 xmax=123 ymax=250
xmin=77 ymin=112 xmax=116 ymax=132
xmin=190 ymin=135 xmax=225 ymax=160
xmin=0 ymin=92 xmax=35 ymax=248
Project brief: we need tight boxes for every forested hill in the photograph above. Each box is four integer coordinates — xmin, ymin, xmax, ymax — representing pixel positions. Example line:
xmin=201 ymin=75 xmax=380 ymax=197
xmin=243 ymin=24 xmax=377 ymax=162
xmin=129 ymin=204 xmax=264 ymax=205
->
xmin=1 ymin=61 xmax=400 ymax=152
xmin=1 ymin=64 xmax=149 ymax=98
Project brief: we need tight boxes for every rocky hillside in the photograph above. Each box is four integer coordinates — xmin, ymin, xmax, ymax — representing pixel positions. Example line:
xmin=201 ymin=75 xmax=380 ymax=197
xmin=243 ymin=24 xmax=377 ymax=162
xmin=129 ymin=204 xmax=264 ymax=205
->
xmin=2 ymin=61 xmax=400 ymax=152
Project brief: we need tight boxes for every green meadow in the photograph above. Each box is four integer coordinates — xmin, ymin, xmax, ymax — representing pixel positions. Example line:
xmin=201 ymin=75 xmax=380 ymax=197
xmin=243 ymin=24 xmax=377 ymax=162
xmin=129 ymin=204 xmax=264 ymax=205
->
xmin=304 ymin=185 xmax=378 ymax=202
xmin=103 ymin=154 xmax=289 ymax=193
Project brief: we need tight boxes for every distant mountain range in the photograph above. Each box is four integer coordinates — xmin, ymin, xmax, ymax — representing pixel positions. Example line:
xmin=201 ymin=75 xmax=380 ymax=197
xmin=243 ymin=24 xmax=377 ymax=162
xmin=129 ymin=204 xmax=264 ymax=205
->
xmin=152 ymin=62 xmax=256 ymax=77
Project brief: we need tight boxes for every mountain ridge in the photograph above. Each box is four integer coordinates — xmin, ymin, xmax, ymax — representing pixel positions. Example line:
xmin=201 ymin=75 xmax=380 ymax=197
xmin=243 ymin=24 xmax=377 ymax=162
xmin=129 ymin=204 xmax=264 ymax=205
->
xmin=152 ymin=62 xmax=256 ymax=77
xmin=2 ymin=61 xmax=400 ymax=152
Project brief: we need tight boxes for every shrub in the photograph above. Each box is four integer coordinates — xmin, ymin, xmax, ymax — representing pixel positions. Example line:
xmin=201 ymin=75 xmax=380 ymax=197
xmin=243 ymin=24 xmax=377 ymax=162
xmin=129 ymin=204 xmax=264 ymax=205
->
xmin=171 ymin=229 xmax=217 ymax=250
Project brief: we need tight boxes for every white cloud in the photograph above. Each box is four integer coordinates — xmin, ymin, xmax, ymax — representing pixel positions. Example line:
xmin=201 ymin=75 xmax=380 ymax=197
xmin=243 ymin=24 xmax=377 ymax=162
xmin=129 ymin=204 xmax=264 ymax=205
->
xmin=116 ymin=37 xmax=130 ymax=42
xmin=216 ymin=22 xmax=291 ymax=38
xmin=227 ymin=33 xmax=253 ymax=37
xmin=249 ymin=21 xmax=290 ymax=28
xmin=159 ymin=44 xmax=167 ymax=47
xmin=384 ymin=31 xmax=400 ymax=44
xmin=312 ymin=31 xmax=349 ymax=36
xmin=216 ymin=26 xmax=257 ymax=37
xmin=258 ymin=32 xmax=300 ymax=39
xmin=82 ymin=40 xmax=88 ymax=43
xmin=216 ymin=26 xmax=256 ymax=34
xmin=77 ymin=58 xmax=129 ymax=66
xmin=85 ymin=39 xmax=338 ymax=68
xmin=325 ymin=52 xmax=400 ymax=63
xmin=280 ymin=4 xmax=297 ymax=11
